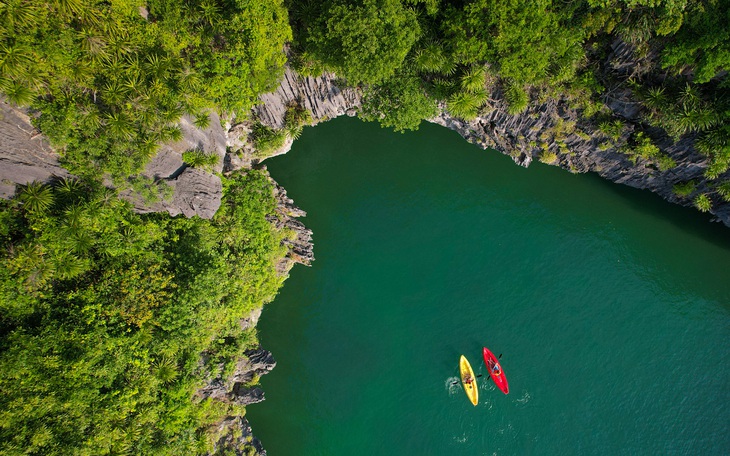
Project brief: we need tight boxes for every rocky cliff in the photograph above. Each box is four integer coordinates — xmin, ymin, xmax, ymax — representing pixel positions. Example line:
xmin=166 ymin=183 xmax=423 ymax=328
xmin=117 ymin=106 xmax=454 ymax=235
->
xmin=429 ymin=39 xmax=730 ymax=226
xmin=0 ymin=100 xmax=70 ymax=198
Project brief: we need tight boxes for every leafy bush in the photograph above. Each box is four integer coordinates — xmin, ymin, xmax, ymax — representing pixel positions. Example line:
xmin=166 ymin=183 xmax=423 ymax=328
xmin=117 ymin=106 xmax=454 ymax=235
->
xmin=306 ymin=0 xmax=420 ymax=84
xmin=673 ymin=180 xmax=696 ymax=198
xmin=622 ymin=132 xmax=677 ymax=170
xmin=504 ymin=81 xmax=529 ymax=115
xmin=128 ymin=175 xmax=175 ymax=204
xmin=0 ymin=0 xmax=291 ymax=180
xmin=251 ymin=123 xmax=287 ymax=157
xmin=539 ymin=151 xmax=559 ymax=165
xmin=182 ymin=150 xmax=220 ymax=172
xmin=694 ymin=193 xmax=712 ymax=212
xmin=656 ymin=154 xmax=677 ymax=171
xmin=361 ymin=73 xmax=438 ymax=131
xmin=284 ymin=105 xmax=314 ymax=138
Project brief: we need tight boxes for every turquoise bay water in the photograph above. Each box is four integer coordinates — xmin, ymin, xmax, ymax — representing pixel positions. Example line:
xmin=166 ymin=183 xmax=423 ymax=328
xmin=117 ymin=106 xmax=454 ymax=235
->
xmin=247 ymin=118 xmax=730 ymax=455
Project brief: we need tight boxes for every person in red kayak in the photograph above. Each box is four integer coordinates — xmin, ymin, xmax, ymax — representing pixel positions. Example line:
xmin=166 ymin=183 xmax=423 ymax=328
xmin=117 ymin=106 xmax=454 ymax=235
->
xmin=488 ymin=360 xmax=501 ymax=375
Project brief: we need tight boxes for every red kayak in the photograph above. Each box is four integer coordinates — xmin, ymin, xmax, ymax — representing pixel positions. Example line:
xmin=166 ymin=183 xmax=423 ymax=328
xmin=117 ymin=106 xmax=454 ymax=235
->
xmin=482 ymin=347 xmax=509 ymax=394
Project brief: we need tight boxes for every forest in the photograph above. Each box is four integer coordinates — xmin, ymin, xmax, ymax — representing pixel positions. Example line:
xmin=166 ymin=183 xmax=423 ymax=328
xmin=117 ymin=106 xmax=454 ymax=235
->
xmin=0 ymin=0 xmax=728 ymax=454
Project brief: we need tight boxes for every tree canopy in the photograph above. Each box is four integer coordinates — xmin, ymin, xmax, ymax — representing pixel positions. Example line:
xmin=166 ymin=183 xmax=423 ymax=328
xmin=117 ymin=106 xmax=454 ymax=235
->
xmin=0 ymin=172 xmax=288 ymax=455
xmin=305 ymin=0 xmax=421 ymax=84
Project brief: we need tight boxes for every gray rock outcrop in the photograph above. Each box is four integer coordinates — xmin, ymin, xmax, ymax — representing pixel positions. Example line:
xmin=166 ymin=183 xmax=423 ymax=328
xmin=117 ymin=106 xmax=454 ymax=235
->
xmin=121 ymin=113 xmax=226 ymax=219
xmin=0 ymin=100 xmax=70 ymax=198
xmin=429 ymin=40 xmax=729 ymax=227
xmin=197 ymin=348 xmax=276 ymax=406
xmin=254 ymin=66 xmax=361 ymax=129
xmin=269 ymin=177 xmax=315 ymax=271
xmin=209 ymin=416 xmax=267 ymax=456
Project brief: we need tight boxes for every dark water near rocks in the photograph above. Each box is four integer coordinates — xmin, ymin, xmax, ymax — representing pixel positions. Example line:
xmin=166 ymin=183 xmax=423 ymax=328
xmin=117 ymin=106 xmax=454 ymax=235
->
xmin=246 ymin=117 xmax=730 ymax=455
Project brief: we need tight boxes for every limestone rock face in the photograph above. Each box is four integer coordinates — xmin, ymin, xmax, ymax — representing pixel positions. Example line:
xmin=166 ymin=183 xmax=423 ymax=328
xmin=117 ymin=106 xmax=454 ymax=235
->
xmin=121 ymin=113 xmax=226 ymax=219
xmin=0 ymin=100 xmax=70 ymax=198
xmin=268 ymin=177 xmax=315 ymax=271
xmin=197 ymin=348 xmax=276 ymax=407
xmin=209 ymin=416 xmax=267 ymax=456
xmin=428 ymin=40 xmax=729 ymax=227
xmin=253 ymin=66 xmax=361 ymax=129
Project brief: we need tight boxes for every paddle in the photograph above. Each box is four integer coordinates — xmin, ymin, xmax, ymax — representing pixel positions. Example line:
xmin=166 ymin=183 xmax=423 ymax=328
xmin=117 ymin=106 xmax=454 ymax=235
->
xmin=450 ymin=373 xmax=486 ymax=386
xmin=450 ymin=354 xmax=503 ymax=385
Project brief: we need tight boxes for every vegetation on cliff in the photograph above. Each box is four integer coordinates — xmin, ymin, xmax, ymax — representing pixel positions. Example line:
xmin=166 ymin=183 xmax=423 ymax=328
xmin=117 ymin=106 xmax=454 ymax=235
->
xmin=0 ymin=171 xmax=288 ymax=454
xmin=0 ymin=0 xmax=291 ymax=180
xmin=288 ymin=0 xmax=729 ymax=210
xmin=1 ymin=0 xmax=729 ymax=454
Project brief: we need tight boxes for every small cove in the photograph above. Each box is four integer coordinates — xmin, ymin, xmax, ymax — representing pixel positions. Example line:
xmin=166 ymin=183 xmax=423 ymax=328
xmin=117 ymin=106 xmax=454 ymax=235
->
xmin=247 ymin=117 xmax=730 ymax=455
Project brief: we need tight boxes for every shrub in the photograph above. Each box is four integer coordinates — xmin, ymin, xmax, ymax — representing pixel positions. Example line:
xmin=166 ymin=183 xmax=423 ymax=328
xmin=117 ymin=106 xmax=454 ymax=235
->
xmin=504 ymin=81 xmax=529 ymax=115
xmin=361 ymin=73 xmax=438 ymax=132
xmin=251 ymin=123 xmax=287 ymax=156
xmin=182 ymin=150 xmax=220 ymax=172
xmin=656 ymin=154 xmax=677 ymax=171
xmin=673 ymin=181 xmax=696 ymax=198
xmin=539 ymin=151 xmax=559 ymax=164
xmin=694 ymin=193 xmax=712 ymax=212
xmin=128 ymin=175 xmax=174 ymax=204
xmin=716 ymin=181 xmax=730 ymax=202
xmin=598 ymin=119 xmax=624 ymax=141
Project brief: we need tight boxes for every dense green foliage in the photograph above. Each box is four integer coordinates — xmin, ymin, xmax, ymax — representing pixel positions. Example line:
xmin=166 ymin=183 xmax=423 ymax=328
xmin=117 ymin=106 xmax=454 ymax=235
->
xmin=288 ymin=0 xmax=728 ymax=148
xmin=0 ymin=172 xmax=289 ymax=454
xmin=360 ymin=71 xmax=438 ymax=132
xmin=0 ymin=0 xmax=291 ymax=180
xmin=1 ymin=0 xmax=729 ymax=454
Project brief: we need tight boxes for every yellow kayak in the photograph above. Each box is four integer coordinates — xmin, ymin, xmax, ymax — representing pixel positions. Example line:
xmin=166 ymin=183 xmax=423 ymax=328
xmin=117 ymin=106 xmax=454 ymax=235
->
xmin=459 ymin=355 xmax=478 ymax=406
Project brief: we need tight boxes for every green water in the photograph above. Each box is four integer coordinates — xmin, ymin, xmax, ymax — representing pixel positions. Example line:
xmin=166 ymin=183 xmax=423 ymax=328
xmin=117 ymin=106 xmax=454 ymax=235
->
xmin=246 ymin=117 xmax=730 ymax=455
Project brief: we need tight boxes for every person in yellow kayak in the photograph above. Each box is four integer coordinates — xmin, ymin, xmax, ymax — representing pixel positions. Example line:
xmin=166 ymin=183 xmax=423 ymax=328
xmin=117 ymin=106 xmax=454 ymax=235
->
xmin=452 ymin=373 xmax=480 ymax=386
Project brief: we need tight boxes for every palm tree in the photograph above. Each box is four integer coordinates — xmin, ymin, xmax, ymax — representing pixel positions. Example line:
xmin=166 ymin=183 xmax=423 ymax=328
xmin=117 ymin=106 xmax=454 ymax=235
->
xmin=0 ymin=43 xmax=33 ymax=79
xmin=413 ymin=42 xmax=453 ymax=75
xmin=447 ymin=91 xmax=483 ymax=120
xmin=52 ymin=252 xmax=88 ymax=280
xmin=105 ymin=111 xmax=134 ymax=140
xmin=460 ymin=65 xmax=487 ymax=93
xmin=198 ymin=0 xmax=221 ymax=27
xmin=694 ymin=193 xmax=712 ymax=212
xmin=20 ymin=181 xmax=53 ymax=213
xmin=49 ymin=0 xmax=84 ymax=18
xmin=716 ymin=181 xmax=730 ymax=202
xmin=101 ymin=80 xmax=127 ymax=106
xmin=56 ymin=177 xmax=83 ymax=199
xmin=152 ymin=356 xmax=179 ymax=384
xmin=1 ymin=0 xmax=42 ymax=33
xmin=3 ymin=79 xmax=33 ymax=105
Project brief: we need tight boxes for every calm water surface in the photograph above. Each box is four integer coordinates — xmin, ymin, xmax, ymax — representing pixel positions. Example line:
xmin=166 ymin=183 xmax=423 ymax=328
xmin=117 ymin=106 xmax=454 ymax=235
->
xmin=247 ymin=117 xmax=730 ymax=455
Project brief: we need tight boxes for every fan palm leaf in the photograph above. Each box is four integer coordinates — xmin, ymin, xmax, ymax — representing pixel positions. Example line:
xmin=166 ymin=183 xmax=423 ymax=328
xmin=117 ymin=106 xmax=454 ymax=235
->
xmin=460 ymin=65 xmax=486 ymax=93
xmin=20 ymin=181 xmax=53 ymax=213
xmin=3 ymin=79 xmax=33 ymax=105
xmin=0 ymin=43 xmax=34 ymax=78
xmin=447 ymin=91 xmax=483 ymax=120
